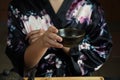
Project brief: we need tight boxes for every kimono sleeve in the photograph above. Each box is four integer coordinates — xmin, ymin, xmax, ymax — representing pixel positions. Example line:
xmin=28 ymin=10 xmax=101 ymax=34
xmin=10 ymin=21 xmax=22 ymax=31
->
xmin=5 ymin=3 xmax=28 ymax=76
xmin=68 ymin=4 xmax=112 ymax=76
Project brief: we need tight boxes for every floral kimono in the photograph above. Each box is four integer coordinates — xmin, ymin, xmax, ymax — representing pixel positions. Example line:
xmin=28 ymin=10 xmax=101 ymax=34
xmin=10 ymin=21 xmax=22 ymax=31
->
xmin=6 ymin=0 xmax=112 ymax=77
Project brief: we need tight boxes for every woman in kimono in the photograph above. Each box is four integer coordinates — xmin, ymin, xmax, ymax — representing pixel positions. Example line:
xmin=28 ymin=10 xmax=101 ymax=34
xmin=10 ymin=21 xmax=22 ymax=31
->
xmin=6 ymin=0 xmax=112 ymax=77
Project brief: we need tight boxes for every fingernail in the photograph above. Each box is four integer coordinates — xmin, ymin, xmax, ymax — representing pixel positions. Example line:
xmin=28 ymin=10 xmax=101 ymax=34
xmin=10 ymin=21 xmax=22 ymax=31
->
xmin=59 ymin=38 xmax=63 ymax=42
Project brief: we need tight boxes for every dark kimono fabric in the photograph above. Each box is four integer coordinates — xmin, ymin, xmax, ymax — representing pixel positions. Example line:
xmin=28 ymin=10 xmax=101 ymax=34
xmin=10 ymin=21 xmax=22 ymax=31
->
xmin=6 ymin=0 xmax=112 ymax=77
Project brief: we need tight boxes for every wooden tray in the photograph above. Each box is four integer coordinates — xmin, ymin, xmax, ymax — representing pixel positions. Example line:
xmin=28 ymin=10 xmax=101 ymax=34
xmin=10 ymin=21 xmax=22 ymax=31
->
xmin=24 ymin=77 xmax=104 ymax=80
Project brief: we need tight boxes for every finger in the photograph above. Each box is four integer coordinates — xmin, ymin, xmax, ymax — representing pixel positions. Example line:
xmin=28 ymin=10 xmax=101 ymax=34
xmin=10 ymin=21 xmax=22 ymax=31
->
xmin=48 ymin=33 xmax=63 ymax=42
xmin=39 ymin=29 xmax=45 ymax=35
xmin=26 ymin=30 xmax=40 ymax=39
xmin=48 ymin=26 xmax=58 ymax=33
xmin=26 ymin=29 xmax=45 ymax=40
xmin=30 ymin=37 xmax=39 ymax=44
xmin=29 ymin=34 xmax=40 ymax=42
xmin=40 ymin=29 xmax=46 ymax=33
xmin=29 ymin=29 xmax=45 ymax=40
xmin=46 ymin=37 xmax=63 ymax=48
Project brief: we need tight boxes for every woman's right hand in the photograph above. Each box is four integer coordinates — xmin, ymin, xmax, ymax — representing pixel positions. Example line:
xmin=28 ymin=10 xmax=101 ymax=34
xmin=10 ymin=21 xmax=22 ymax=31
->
xmin=41 ymin=26 xmax=63 ymax=48
xmin=24 ymin=26 xmax=63 ymax=69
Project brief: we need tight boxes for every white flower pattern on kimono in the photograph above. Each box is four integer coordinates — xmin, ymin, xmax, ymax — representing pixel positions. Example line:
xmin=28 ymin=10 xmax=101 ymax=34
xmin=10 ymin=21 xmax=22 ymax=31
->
xmin=79 ymin=42 xmax=90 ymax=50
xmin=76 ymin=4 xmax=92 ymax=24
xmin=21 ymin=11 xmax=52 ymax=33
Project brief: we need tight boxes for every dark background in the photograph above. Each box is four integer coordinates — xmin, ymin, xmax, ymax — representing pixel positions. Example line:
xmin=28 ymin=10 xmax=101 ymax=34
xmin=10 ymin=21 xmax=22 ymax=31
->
xmin=0 ymin=0 xmax=120 ymax=77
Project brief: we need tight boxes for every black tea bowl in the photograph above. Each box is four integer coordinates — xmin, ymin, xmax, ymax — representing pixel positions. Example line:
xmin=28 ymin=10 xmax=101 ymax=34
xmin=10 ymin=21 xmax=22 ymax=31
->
xmin=58 ymin=28 xmax=85 ymax=47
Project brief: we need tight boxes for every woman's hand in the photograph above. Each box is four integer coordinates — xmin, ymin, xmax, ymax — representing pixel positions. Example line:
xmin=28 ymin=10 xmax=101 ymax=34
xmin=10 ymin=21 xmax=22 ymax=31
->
xmin=41 ymin=26 xmax=63 ymax=48
xmin=26 ymin=26 xmax=63 ymax=48
xmin=25 ymin=26 xmax=69 ymax=68
xmin=26 ymin=29 xmax=45 ymax=44
xmin=25 ymin=26 xmax=63 ymax=68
